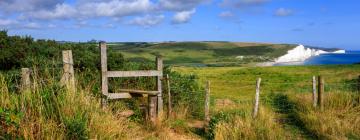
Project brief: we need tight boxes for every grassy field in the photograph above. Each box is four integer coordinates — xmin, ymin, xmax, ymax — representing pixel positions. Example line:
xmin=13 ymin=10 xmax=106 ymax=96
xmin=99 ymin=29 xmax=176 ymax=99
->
xmin=174 ymin=65 xmax=360 ymax=100
xmin=174 ymin=65 xmax=360 ymax=139
xmin=109 ymin=42 xmax=295 ymax=66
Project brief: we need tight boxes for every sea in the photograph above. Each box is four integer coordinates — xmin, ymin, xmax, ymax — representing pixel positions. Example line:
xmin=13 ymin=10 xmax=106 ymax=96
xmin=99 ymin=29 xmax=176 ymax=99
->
xmin=274 ymin=51 xmax=360 ymax=66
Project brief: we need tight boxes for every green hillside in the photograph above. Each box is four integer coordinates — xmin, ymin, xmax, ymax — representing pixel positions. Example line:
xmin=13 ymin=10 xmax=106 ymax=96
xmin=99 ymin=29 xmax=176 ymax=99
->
xmin=109 ymin=42 xmax=296 ymax=66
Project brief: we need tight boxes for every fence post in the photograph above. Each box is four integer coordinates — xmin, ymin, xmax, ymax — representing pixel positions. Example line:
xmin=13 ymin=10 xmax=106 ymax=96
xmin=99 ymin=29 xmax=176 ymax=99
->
xmin=312 ymin=76 xmax=317 ymax=108
xmin=61 ymin=50 xmax=75 ymax=92
xmin=357 ymin=75 xmax=360 ymax=104
xmin=156 ymin=56 xmax=163 ymax=115
xmin=100 ymin=42 xmax=108 ymax=108
xmin=166 ymin=74 xmax=172 ymax=118
xmin=204 ymin=81 xmax=211 ymax=133
xmin=318 ymin=76 xmax=324 ymax=110
xmin=253 ymin=78 xmax=262 ymax=118
xmin=357 ymin=75 xmax=360 ymax=94
xmin=21 ymin=68 xmax=31 ymax=92
xmin=148 ymin=95 xmax=157 ymax=124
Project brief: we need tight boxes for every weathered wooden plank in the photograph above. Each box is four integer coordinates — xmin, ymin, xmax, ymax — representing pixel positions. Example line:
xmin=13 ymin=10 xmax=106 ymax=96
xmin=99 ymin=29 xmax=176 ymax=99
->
xmin=312 ymin=76 xmax=317 ymax=108
xmin=21 ymin=68 xmax=31 ymax=92
xmin=100 ymin=42 xmax=109 ymax=107
xmin=119 ymin=89 xmax=159 ymax=95
xmin=253 ymin=78 xmax=262 ymax=118
xmin=107 ymin=93 xmax=132 ymax=99
xmin=107 ymin=70 xmax=162 ymax=77
xmin=156 ymin=56 xmax=163 ymax=115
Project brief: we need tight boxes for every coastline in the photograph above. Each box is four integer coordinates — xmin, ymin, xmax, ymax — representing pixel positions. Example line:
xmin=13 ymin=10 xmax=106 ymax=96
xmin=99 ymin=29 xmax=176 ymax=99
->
xmin=257 ymin=45 xmax=346 ymax=67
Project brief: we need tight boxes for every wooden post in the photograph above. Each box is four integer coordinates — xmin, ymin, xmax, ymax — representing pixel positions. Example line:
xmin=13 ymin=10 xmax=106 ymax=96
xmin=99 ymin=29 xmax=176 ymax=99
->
xmin=21 ymin=68 xmax=31 ymax=92
xmin=312 ymin=76 xmax=317 ymax=108
xmin=358 ymin=76 xmax=360 ymax=103
xmin=318 ymin=76 xmax=324 ymax=110
xmin=204 ymin=81 xmax=211 ymax=133
xmin=166 ymin=74 xmax=172 ymax=118
xmin=357 ymin=75 xmax=360 ymax=94
xmin=100 ymin=42 xmax=108 ymax=107
xmin=61 ymin=50 xmax=75 ymax=92
xmin=148 ymin=95 xmax=157 ymax=124
xmin=156 ymin=56 xmax=163 ymax=115
xmin=253 ymin=78 xmax=261 ymax=118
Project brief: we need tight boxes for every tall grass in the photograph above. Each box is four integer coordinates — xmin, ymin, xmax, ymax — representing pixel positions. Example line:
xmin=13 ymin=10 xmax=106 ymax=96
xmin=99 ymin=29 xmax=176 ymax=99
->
xmin=0 ymin=66 xmax=205 ymax=139
xmin=212 ymin=106 xmax=292 ymax=140
xmin=290 ymin=91 xmax=360 ymax=139
xmin=0 ymin=69 xmax=141 ymax=139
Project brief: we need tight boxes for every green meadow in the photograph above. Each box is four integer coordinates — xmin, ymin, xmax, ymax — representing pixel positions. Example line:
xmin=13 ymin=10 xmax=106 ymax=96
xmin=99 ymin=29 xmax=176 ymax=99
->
xmin=174 ymin=65 xmax=360 ymax=139
xmin=174 ymin=65 xmax=360 ymax=100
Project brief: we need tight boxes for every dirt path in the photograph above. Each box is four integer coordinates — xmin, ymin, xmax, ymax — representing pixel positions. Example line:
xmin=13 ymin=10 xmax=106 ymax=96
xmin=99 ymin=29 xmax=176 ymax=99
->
xmin=270 ymin=94 xmax=318 ymax=140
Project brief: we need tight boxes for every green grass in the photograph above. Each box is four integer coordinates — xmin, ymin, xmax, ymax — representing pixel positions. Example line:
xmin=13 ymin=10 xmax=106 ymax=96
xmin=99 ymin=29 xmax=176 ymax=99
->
xmin=174 ymin=64 xmax=360 ymax=139
xmin=109 ymin=42 xmax=295 ymax=66
xmin=174 ymin=65 xmax=360 ymax=100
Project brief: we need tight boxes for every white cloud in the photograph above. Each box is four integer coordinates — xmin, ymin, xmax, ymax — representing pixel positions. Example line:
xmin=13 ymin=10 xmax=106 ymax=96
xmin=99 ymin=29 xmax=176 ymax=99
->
xmin=102 ymin=23 xmax=116 ymax=28
xmin=172 ymin=9 xmax=196 ymax=24
xmin=78 ymin=0 xmax=154 ymax=17
xmin=0 ymin=18 xmax=43 ymax=29
xmin=26 ymin=3 xmax=77 ymax=20
xmin=221 ymin=0 xmax=269 ymax=8
xmin=0 ymin=0 xmax=64 ymax=12
xmin=219 ymin=11 xmax=234 ymax=18
xmin=48 ymin=24 xmax=57 ymax=28
xmin=23 ymin=0 xmax=154 ymax=20
xmin=274 ymin=8 xmax=293 ymax=17
xmin=159 ymin=0 xmax=209 ymax=11
xmin=23 ymin=22 xmax=41 ymax=29
xmin=128 ymin=15 xmax=164 ymax=27
xmin=0 ymin=19 xmax=18 ymax=26
xmin=0 ymin=0 xmax=209 ymax=28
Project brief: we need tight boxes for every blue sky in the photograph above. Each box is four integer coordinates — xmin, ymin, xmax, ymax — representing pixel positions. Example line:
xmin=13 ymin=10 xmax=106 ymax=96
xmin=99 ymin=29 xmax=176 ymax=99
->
xmin=0 ymin=0 xmax=359 ymax=50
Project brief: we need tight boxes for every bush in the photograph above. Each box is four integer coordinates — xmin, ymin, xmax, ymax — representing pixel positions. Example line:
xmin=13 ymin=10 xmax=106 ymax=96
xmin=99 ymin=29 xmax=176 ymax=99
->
xmin=164 ymin=67 xmax=205 ymax=119
xmin=64 ymin=113 xmax=89 ymax=140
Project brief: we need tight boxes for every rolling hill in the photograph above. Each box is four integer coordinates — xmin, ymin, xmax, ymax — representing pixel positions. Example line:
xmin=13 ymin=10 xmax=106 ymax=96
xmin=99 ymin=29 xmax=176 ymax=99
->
xmin=108 ymin=42 xmax=296 ymax=66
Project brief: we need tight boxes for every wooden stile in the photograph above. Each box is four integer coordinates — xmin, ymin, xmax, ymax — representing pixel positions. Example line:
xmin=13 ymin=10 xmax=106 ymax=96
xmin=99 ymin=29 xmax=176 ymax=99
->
xmin=99 ymin=42 xmax=163 ymax=123
xmin=253 ymin=78 xmax=261 ymax=118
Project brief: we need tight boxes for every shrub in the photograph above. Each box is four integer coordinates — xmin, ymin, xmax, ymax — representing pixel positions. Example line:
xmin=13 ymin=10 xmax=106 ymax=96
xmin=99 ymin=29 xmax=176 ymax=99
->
xmin=64 ymin=113 xmax=89 ymax=140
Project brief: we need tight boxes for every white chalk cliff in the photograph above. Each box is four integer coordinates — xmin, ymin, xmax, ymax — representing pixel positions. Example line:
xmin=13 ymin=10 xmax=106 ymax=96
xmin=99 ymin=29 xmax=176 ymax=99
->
xmin=275 ymin=45 xmax=346 ymax=63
